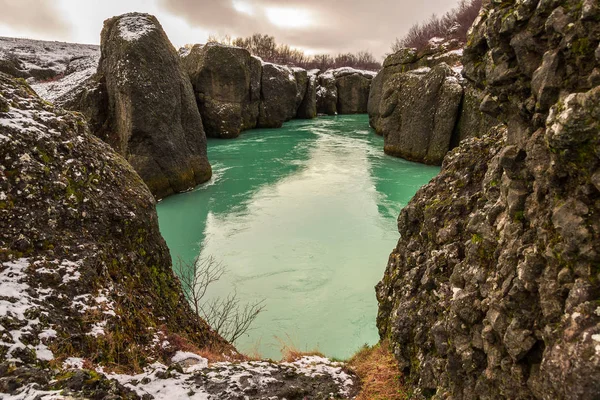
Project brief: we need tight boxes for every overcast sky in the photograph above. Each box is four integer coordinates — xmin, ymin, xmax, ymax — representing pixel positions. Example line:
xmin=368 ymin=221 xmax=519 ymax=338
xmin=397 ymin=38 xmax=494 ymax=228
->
xmin=0 ymin=0 xmax=460 ymax=59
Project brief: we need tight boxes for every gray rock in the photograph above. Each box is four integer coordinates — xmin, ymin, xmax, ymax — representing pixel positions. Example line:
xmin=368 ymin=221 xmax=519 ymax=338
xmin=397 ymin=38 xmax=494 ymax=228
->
xmin=64 ymin=13 xmax=212 ymax=199
xmin=258 ymin=62 xmax=298 ymax=128
xmin=182 ymin=43 xmax=261 ymax=138
xmin=297 ymin=70 xmax=318 ymax=119
xmin=379 ymin=1 xmax=600 ymax=398
xmin=335 ymin=72 xmax=372 ymax=114
xmin=316 ymin=72 xmax=338 ymax=115
xmin=374 ymin=63 xmax=464 ymax=165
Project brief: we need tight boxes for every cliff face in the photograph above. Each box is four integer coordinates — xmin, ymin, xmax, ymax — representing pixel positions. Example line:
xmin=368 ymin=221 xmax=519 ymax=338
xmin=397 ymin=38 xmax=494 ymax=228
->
xmin=377 ymin=0 xmax=600 ymax=398
xmin=368 ymin=39 xmax=500 ymax=165
xmin=183 ymin=43 xmax=262 ymax=138
xmin=0 ymin=72 xmax=229 ymax=380
xmin=63 ymin=13 xmax=212 ymax=200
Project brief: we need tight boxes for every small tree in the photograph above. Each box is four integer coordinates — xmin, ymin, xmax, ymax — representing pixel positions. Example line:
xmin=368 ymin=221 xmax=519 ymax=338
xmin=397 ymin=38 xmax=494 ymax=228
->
xmin=175 ymin=256 xmax=266 ymax=343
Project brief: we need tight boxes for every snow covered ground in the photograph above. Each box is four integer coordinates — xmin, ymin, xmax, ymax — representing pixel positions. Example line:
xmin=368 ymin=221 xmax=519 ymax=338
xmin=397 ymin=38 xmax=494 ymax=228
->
xmin=0 ymin=36 xmax=99 ymax=102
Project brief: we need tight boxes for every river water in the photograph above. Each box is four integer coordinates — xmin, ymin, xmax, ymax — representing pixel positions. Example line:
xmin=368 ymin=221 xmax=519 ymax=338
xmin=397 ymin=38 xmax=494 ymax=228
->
xmin=156 ymin=115 xmax=439 ymax=360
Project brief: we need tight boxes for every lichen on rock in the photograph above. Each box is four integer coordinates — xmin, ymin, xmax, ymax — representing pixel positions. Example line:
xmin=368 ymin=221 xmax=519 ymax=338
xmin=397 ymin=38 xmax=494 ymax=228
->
xmin=377 ymin=0 xmax=600 ymax=398
xmin=0 ymin=72 xmax=230 ymax=396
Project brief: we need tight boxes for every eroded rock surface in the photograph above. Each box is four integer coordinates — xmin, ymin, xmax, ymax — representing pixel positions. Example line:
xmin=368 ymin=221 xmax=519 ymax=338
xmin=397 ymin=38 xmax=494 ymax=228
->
xmin=0 ymin=72 xmax=230 ymax=397
xmin=258 ymin=62 xmax=298 ymax=128
xmin=374 ymin=63 xmax=464 ymax=165
xmin=183 ymin=43 xmax=261 ymax=138
xmin=377 ymin=1 xmax=600 ymax=398
xmin=64 ymin=13 xmax=211 ymax=199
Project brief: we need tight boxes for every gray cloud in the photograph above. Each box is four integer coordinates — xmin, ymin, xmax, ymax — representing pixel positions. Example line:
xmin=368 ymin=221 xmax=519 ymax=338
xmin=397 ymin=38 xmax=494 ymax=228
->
xmin=0 ymin=0 xmax=71 ymax=38
xmin=159 ymin=0 xmax=460 ymax=58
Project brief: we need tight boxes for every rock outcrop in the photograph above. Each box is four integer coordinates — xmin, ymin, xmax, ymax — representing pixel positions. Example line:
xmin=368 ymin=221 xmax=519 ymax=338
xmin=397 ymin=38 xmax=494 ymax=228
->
xmin=297 ymin=69 xmax=318 ymax=119
xmin=0 ymin=72 xmax=229 ymax=394
xmin=258 ymin=62 xmax=299 ymax=128
xmin=372 ymin=63 xmax=464 ymax=165
xmin=369 ymin=39 xmax=501 ymax=165
xmin=182 ymin=43 xmax=261 ymax=138
xmin=377 ymin=1 xmax=600 ymax=399
xmin=64 ymin=13 xmax=211 ymax=199
xmin=316 ymin=71 xmax=338 ymax=115
xmin=316 ymin=68 xmax=376 ymax=115
xmin=334 ymin=68 xmax=375 ymax=114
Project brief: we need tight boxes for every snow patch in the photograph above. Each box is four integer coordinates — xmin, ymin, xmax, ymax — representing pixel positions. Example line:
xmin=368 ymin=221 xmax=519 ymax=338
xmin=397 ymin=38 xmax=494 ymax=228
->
xmin=118 ymin=15 xmax=156 ymax=42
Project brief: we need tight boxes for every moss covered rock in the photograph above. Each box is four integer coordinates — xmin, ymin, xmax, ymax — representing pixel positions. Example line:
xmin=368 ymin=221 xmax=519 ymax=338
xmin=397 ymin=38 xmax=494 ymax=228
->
xmin=377 ymin=1 xmax=600 ymax=398
xmin=0 ymin=72 xmax=230 ymax=388
xmin=65 ymin=13 xmax=211 ymax=200
xmin=182 ymin=43 xmax=261 ymax=138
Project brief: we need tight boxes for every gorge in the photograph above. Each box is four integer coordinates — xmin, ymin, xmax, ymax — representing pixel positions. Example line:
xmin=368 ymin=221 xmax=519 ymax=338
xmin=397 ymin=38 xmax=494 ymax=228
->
xmin=1 ymin=0 xmax=599 ymax=398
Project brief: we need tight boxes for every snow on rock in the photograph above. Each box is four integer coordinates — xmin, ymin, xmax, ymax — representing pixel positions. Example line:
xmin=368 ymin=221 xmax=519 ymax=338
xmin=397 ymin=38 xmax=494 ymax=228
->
xmin=63 ymin=357 xmax=85 ymax=369
xmin=109 ymin=356 xmax=358 ymax=400
xmin=0 ymin=258 xmax=55 ymax=362
xmin=117 ymin=14 xmax=156 ymax=42
xmin=0 ymin=36 xmax=99 ymax=102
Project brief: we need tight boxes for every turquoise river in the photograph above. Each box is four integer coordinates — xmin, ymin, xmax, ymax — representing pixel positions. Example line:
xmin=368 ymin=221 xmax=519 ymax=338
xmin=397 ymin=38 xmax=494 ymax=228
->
xmin=157 ymin=115 xmax=439 ymax=360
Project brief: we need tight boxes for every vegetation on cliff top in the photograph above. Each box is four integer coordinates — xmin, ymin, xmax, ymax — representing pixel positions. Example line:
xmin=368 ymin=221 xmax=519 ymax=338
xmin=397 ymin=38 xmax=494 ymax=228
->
xmin=392 ymin=0 xmax=482 ymax=51
xmin=199 ymin=33 xmax=382 ymax=71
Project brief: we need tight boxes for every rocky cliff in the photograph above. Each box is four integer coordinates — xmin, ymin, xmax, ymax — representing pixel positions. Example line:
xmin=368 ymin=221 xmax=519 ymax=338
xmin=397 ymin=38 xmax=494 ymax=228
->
xmin=376 ymin=0 xmax=600 ymax=398
xmin=72 ymin=13 xmax=212 ymax=200
xmin=183 ymin=43 xmax=261 ymax=138
xmin=181 ymin=42 xmax=378 ymax=136
xmin=0 ymin=71 xmax=231 ymax=394
xmin=369 ymin=39 xmax=499 ymax=165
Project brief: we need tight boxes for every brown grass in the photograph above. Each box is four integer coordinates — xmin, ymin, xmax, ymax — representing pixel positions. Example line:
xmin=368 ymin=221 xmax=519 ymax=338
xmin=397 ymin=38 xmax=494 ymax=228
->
xmin=348 ymin=341 xmax=406 ymax=400
xmin=275 ymin=335 xmax=325 ymax=362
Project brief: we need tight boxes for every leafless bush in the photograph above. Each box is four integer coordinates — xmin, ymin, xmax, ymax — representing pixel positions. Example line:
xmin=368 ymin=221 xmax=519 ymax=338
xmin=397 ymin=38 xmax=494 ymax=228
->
xmin=205 ymin=33 xmax=381 ymax=71
xmin=175 ymin=256 xmax=266 ymax=343
xmin=391 ymin=0 xmax=482 ymax=52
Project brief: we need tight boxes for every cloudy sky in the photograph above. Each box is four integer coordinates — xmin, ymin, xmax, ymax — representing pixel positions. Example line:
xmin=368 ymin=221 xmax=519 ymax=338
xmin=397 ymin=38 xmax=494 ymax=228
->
xmin=0 ymin=0 xmax=460 ymax=59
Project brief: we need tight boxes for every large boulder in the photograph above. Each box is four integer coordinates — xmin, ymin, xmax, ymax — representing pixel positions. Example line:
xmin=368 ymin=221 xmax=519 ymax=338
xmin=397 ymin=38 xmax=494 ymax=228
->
xmin=375 ymin=63 xmax=464 ymax=165
xmin=293 ymin=67 xmax=309 ymax=111
xmin=0 ymin=72 xmax=229 ymax=382
xmin=63 ymin=13 xmax=211 ymax=199
xmin=182 ymin=43 xmax=261 ymax=138
xmin=297 ymin=69 xmax=318 ymax=119
xmin=334 ymin=68 xmax=374 ymax=114
xmin=316 ymin=71 xmax=338 ymax=115
xmin=258 ymin=62 xmax=298 ymax=128
xmin=377 ymin=0 xmax=600 ymax=398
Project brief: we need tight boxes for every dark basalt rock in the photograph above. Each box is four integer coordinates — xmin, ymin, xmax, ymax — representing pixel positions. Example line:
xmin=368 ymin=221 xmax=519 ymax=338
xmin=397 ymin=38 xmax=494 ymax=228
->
xmin=0 ymin=73 xmax=230 ymax=392
xmin=182 ymin=43 xmax=262 ymax=138
xmin=258 ymin=62 xmax=298 ymax=128
xmin=373 ymin=63 xmax=464 ymax=165
xmin=297 ymin=70 xmax=318 ymax=119
xmin=64 ymin=13 xmax=211 ymax=199
xmin=316 ymin=72 xmax=338 ymax=115
xmin=377 ymin=0 xmax=600 ymax=398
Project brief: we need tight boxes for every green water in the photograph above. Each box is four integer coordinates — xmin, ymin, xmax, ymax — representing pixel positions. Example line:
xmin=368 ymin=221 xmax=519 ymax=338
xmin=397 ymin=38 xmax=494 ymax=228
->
xmin=156 ymin=115 xmax=439 ymax=360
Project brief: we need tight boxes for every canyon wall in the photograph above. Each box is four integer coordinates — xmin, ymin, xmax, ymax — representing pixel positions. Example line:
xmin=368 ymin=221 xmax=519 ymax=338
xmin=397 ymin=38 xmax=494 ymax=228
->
xmin=369 ymin=39 xmax=500 ymax=165
xmin=376 ymin=0 xmax=600 ymax=398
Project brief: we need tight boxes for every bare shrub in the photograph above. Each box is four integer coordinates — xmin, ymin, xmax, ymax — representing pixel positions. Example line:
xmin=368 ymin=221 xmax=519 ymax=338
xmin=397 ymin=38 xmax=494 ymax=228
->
xmin=204 ymin=33 xmax=381 ymax=71
xmin=175 ymin=256 xmax=266 ymax=344
xmin=391 ymin=0 xmax=482 ymax=52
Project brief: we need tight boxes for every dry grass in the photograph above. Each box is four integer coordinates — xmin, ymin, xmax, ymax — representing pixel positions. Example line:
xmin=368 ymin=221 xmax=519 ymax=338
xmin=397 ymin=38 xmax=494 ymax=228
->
xmin=348 ymin=341 xmax=406 ymax=400
xmin=275 ymin=335 xmax=325 ymax=362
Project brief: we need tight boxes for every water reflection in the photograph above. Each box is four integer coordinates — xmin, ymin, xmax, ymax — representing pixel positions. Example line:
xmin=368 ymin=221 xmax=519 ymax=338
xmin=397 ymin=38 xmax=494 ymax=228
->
xmin=157 ymin=115 xmax=439 ymax=359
